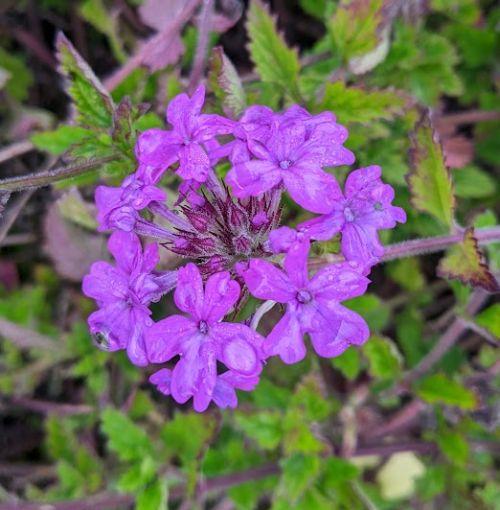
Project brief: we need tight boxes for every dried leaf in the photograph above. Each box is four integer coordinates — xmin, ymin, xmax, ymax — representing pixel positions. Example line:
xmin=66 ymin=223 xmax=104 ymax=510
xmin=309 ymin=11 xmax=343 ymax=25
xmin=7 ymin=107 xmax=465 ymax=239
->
xmin=44 ymin=204 xmax=108 ymax=282
xmin=407 ymin=112 xmax=455 ymax=228
xmin=209 ymin=46 xmax=246 ymax=117
xmin=437 ymin=227 xmax=498 ymax=291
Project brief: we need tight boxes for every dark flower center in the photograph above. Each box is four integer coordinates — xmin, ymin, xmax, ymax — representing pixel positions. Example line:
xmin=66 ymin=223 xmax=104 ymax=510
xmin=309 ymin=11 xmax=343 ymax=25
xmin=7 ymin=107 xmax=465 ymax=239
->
xmin=296 ymin=289 xmax=312 ymax=304
xmin=279 ymin=159 xmax=292 ymax=170
xmin=374 ymin=201 xmax=383 ymax=211
xmin=198 ymin=320 xmax=209 ymax=334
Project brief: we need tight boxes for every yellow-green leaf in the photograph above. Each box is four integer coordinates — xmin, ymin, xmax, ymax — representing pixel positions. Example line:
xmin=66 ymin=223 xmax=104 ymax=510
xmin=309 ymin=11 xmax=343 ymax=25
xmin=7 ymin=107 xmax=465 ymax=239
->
xmin=437 ymin=227 xmax=498 ymax=291
xmin=320 ymin=82 xmax=409 ymax=124
xmin=408 ymin=113 xmax=455 ymax=228
xmin=415 ymin=373 xmax=477 ymax=409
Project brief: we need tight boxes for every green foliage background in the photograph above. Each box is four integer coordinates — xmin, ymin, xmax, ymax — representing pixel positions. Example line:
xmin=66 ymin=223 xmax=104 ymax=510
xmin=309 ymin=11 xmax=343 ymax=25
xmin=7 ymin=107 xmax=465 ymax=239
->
xmin=0 ymin=1 xmax=498 ymax=509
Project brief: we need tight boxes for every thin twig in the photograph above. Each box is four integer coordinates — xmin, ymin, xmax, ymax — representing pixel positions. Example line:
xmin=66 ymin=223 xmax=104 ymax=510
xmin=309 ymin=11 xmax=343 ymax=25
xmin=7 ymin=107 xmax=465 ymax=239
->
xmin=0 ymin=155 xmax=118 ymax=192
xmin=0 ymin=317 xmax=59 ymax=352
xmin=3 ymin=396 xmax=93 ymax=417
xmin=103 ymin=0 xmax=200 ymax=91
xmin=438 ymin=110 xmax=500 ymax=126
xmin=457 ymin=317 xmax=499 ymax=347
xmin=188 ymin=0 xmax=214 ymax=93
xmin=0 ymin=141 xmax=35 ymax=165
xmin=0 ymin=191 xmax=34 ymax=245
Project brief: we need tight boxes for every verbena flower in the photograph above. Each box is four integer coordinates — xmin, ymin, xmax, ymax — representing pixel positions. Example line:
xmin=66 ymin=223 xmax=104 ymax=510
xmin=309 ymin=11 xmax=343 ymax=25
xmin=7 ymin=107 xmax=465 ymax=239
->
xmin=146 ymin=263 xmax=265 ymax=411
xmin=82 ymin=231 xmax=177 ymax=366
xmin=242 ymin=241 xmax=370 ymax=364
xmin=136 ymin=85 xmax=233 ymax=183
xmin=83 ymin=88 xmax=406 ymax=411
xmin=298 ymin=166 xmax=407 ymax=265
xmin=226 ymin=118 xmax=354 ymax=213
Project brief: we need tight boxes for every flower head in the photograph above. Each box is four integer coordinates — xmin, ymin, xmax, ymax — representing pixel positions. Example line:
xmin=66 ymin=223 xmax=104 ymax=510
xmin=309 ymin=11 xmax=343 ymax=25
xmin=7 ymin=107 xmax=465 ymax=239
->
xmin=136 ymin=85 xmax=233 ymax=183
xmin=82 ymin=231 xmax=176 ymax=366
xmin=299 ymin=166 xmax=406 ymax=265
xmin=242 ymin=241 xmax=370 ymax=364
xmin=147 ymin=263 xmax=264 ymax=411
xmin=226 ymin=115 xmax=354 ymax=213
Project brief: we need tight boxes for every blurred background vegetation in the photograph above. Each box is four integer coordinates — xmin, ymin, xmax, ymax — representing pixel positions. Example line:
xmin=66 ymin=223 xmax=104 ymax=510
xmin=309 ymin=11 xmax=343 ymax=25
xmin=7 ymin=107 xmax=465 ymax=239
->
xmin=0 ymin=1 xmax=498 ymax=509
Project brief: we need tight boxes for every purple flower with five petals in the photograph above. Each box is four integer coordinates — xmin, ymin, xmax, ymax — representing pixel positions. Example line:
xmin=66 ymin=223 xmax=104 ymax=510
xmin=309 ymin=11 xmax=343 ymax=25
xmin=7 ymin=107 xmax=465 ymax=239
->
xmin=147 ymin=263 xmax=264 ymax=412
xmin=242 ymin=241 xmax=370 ymax=364
xmin=136 ymin=85 xmax=233 ymax=183
xmin=226 ymin=119 xmax=354 ymax=213
xmin=150 ymin=368 xmax=259 ymax=411
xmin=299 ymin=166 xmax=407 ymax=265
xmin=83 ymin=231 xmax=177 ymax=366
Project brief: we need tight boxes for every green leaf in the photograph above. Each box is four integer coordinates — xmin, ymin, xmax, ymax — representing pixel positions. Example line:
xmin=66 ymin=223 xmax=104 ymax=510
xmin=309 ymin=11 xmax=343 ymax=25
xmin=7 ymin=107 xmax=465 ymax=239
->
xmin=56 ymin=32 xmax=114 ymax=129
xmin=136 ymin=478 xmax=168 ymax=510
xmin=299 ymin=0 xmax=331 ymax=19
xmin=376 ymin=452 xmax=425 ymax=500
xmin=453 ymin=165 xmax=497 ymax=198
xmin=235 ymin=411 xmax=283 ymax=450
xmin=416 ymin=373 xmax=477 ymax=409
xmin=101 ymin=408 xmax=154 ymax=461
xmin=31 ymin=125 xmax=93 ymax=155
xmin=328 ymin=0 xmax=385 ymax=61
xmin=331 ymin=347 xmax=361 ymax=381
xmin=436 ymin=429 xmax=469 ymax=466
xmin=117 ymin=457 xmax=157 ymax=492
xmin=475 ymin=304 xmax=500 ymax=338
xmin=363 ymin=336 xmax=401 ymax=379
xmin=161 ymin=412 xmax=215 ymax=464
xmin=278 ymin=454 xmax=321 ymax=502
xmin=56 ymin=188 xmax=98 ymax=230
xmin=321 ymin=457 xmax=359 ymax=486
xmin=320 ymin=82 xmax=408 ymax=124
xmin=345 ymin=294 xmax=390 ymax=332
xmin=247 ymin=0 xmax=301 ymax=101
xmin=80 ymin=0 xmax=126 ymax=63
xmin=0 ymin=48 xmax=33 ymax=101
xmin=408 ymin=113 xmax=455 ymax=228
xmin=370 ymin=23 xmax=463 ymax=105
xmin=209 ymin=47 xmax=246 ymax=117
xmin=388 ymin=258 xmax=425 ymax=292
xmin=437 ymin=227 xmax=498 ymax=292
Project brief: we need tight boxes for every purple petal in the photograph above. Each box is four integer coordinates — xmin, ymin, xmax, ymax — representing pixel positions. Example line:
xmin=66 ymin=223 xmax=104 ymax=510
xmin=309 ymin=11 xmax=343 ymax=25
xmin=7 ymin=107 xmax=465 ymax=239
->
xmin=108 ymin=231 xmax=142 ymax=274
xmin=177 ymin=142 xmax=210 ymax=182
xmin=283 ymin=164 xmax=339 ymax=214
xmin=202 ymin=271 xmax=240 ymax=323
xmin=226 ymin=160 xmax=282 ymax=198
xmin=309 ymin=262 xmax=370 ymax=302
xmin=211 ymin=322 xmax=263 ymax=376
xmin=82 ymin=261 xmax=128 ymax=303
xmin=284 ymin=240 xmax=310 ymax=288
xmin=147 ymin=315 xmax=196 ymax=363
xmin=265 ymin=310 xmax=306 ymax=364
xmin=243 ymin=259 xmax=295 ymax=303
xmin=298 ymin=208 xmax=345 ymax=242
xmin=269 ymin=226 xmax=300 ymax=253
xmin=309 ymin=303 xmax=369 ymax=358
xmin=135 ymin=128 xmax=180 ymax=176
xmin=174 ymin=263 xmax=204 ymax=318
xmin=126 ymin=317 xmax=149 ymax=366
xmin=344 ymin=165 xmax=382 ymax=199
xmin=149 ymin=368 xmax=172 ymax=396
xmin=341 ymin=222 xmax=383 ymax=265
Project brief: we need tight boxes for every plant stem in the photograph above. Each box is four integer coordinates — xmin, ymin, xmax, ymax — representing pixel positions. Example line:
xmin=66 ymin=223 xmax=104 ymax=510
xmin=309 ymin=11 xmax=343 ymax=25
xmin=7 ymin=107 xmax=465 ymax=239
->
xmin=0 ymin=155 xmax=118 ymax=192
xmin=188 ymin=0 xmax=214 ymax=93
xmin=311 ymin=226 xmax=500 ymax=268
xmin=0 ymin=140 xmax=35 ymax=165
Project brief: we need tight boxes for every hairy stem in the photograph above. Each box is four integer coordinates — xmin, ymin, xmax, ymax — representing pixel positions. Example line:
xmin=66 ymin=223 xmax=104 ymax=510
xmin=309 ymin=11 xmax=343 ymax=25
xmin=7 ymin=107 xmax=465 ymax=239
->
xmin=311 ymin=226 xmax=500 ymax=267
xmin=188 ymin=0 xmax=214 ymax=92
xmin=0 ymin=155 xmax=118 ymax=192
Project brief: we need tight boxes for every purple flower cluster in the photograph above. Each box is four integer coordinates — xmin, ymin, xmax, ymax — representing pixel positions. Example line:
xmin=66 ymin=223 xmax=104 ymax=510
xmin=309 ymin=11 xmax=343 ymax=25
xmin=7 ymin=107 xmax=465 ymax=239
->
xmin=83 ymin=85 xmax=406 ymax=411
